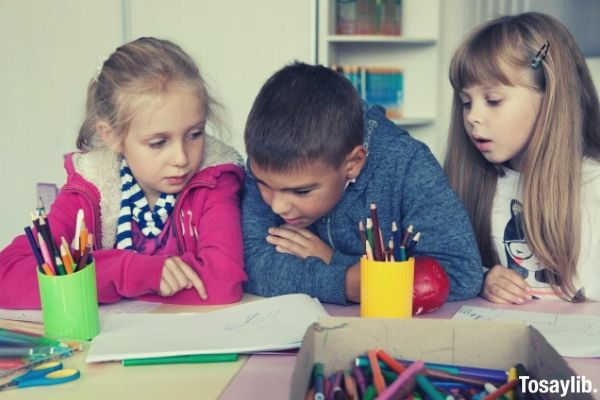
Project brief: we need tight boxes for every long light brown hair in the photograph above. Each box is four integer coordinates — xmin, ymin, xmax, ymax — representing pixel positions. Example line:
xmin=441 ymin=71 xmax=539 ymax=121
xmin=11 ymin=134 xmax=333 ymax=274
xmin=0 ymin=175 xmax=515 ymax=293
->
xmin=444 ymin=12 xmax=600 ymax=298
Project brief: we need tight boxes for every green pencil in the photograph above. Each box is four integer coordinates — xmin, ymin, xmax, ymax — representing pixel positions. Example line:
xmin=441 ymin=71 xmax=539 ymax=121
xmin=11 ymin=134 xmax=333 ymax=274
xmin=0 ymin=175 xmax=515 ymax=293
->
xmin=122 ymin=353 xmax=238 ymax=366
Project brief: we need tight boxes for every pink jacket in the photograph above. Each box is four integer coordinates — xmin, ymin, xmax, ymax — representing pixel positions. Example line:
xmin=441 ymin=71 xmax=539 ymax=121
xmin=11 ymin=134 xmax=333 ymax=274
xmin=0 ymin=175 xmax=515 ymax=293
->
xmin=0 ymin=136 xmax=247 ymax=308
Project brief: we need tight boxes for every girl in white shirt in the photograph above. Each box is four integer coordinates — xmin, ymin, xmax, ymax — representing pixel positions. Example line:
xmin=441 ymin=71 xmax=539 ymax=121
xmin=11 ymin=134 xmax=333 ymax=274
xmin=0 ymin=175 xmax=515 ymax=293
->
xmin=444 ymin=12 xmax=600 ymax=303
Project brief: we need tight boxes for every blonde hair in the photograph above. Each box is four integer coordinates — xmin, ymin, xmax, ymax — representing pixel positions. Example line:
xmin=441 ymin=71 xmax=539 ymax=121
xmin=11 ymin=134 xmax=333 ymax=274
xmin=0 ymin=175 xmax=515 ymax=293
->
xmin=444 ymin=12 xmax=600 ymax=299
xmin=77 ymin=37 xmax=223 ymax=151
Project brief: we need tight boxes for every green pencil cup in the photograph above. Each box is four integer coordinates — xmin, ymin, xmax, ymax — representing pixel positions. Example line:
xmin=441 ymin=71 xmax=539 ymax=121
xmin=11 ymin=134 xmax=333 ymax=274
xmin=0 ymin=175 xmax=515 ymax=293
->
xmin=37 ymin=262 xmax=100 ymax=341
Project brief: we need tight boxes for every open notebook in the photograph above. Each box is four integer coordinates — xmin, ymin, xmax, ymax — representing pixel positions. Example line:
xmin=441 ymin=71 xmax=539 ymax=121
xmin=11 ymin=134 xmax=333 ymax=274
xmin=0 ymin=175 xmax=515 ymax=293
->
xmin=86 ymin=293 xmax=328 ymax=363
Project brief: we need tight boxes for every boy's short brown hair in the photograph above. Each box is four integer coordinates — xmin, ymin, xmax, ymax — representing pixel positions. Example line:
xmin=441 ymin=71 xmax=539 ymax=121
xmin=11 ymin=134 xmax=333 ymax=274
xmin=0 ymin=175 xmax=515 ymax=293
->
xmin=244 ymin=62 xmax=364 ymax=171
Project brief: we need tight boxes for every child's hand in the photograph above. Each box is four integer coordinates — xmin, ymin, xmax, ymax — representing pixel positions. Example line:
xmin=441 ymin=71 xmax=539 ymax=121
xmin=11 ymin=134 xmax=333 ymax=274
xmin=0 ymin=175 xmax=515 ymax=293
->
xmin=482 ymin=264 xmax=530 ymax=304
xmin=267 ymin=225 xmax=333 ymax=263
xmin=159 ymin=256 xmax=207 ymax=300
xmin=345 ymin=262 xmax=360 ymax=303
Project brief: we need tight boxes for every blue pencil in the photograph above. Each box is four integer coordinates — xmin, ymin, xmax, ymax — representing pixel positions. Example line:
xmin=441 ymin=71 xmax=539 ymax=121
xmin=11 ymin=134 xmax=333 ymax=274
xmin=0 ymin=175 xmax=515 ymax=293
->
xmin=23 ymin=226 xmax=44 ymax=272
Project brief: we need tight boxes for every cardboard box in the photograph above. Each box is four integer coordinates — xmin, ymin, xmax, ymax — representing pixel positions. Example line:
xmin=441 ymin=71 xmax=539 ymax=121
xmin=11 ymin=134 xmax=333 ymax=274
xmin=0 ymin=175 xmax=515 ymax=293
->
xmin=290 ymin=317 xmax=594 ymax=400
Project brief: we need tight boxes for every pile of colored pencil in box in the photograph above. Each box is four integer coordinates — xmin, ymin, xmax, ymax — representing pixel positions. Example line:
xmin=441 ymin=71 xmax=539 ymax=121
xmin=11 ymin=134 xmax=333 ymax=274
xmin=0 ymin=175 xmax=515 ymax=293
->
xmin=359 ymin=203 xmax=421 ymax=262
xmin=307 ymin=349 xmax=523 ymax=400
xmin=24 ymin=207 xmax=93 ymax=276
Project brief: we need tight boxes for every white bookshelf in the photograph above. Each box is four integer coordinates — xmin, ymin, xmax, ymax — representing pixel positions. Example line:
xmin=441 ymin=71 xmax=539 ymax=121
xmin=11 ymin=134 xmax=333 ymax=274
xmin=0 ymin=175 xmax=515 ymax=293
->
xmin=318 ymin=0 xmax=440 ymax=127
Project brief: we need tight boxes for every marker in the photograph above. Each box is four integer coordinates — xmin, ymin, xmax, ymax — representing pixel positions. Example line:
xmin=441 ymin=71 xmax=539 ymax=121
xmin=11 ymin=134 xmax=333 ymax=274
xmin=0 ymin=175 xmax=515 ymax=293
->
xmin=122 ymin=353 xmax=238 ymax=366
xmin=416 ymin=374 xmax=446 ymax=400
xmin=313 ymin=363 xmax=325 ymax=400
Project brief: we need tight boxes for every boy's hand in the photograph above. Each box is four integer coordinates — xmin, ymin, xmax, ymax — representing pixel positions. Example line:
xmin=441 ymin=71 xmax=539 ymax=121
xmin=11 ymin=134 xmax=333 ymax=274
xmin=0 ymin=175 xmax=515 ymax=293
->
xmin=267 ymin=225 xmax=334 ymax=263
xmin=482 ymin=264 xmax=530 ymax=304
xmin=159 ymin=256 xmax=207 ymax=300
xmin=345 ymin=262 xmax=360 ymax=303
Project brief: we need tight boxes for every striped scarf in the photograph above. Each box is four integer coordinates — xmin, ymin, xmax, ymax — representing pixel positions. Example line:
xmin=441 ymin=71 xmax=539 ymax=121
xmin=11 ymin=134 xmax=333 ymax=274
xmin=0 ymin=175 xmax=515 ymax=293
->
xmin=116 ymin=159 xmax=176 ymax=250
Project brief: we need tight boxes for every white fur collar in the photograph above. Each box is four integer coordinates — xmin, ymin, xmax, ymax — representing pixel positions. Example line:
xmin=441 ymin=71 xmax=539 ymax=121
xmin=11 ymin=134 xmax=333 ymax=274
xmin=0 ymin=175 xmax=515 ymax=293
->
xmin=72 ymin=135 xmax=242 ymax=249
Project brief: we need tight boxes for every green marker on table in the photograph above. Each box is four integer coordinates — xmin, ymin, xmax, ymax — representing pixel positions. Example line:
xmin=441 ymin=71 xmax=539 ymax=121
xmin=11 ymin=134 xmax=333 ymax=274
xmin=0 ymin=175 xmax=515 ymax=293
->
xmin=122 ymin=353 xmax=238 ymax=366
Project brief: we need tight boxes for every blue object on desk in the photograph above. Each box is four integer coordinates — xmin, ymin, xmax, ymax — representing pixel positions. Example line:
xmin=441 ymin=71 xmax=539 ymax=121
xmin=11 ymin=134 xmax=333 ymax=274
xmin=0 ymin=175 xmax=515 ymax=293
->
xmin=0 ymin=361 xmax=80 ymax=390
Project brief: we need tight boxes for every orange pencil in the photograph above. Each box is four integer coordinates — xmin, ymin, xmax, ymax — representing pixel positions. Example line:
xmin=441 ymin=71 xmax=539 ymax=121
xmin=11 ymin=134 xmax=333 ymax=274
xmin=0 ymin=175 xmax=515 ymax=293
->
xmin=77 ymin=234 xmax=94 ymax=269
xmin=367 ymin=349 xmax=387 ymax=394
xmin=41 ymin=263 xmax=55 ymax=276
xmin=376 ymin=349 xmax=406 ymax=374
xmin=60 ymin=237 xmax=74 ymax=274
xmin=344 ymin=370 xmax=358 ymax=400
xmin=79 ymin=225 xmax=88 ymax=256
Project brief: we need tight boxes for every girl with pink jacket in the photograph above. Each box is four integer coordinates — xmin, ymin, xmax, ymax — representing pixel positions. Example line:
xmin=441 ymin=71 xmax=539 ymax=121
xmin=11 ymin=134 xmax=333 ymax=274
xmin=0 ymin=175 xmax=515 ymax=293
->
xmin=0 ymin=37 xmax=246 ymax=308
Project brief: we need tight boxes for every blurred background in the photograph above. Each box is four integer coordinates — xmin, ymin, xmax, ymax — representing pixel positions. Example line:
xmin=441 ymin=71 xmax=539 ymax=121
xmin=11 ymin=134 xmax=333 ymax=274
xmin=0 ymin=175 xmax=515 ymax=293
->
xmin=1 ymin=0 xmax=599 ymax=245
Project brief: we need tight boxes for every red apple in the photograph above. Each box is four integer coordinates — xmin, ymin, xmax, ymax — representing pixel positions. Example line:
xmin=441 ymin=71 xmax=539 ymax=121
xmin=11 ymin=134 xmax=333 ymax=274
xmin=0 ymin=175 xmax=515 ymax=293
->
xmin=412 ymin=256 xmax=450 ymax=315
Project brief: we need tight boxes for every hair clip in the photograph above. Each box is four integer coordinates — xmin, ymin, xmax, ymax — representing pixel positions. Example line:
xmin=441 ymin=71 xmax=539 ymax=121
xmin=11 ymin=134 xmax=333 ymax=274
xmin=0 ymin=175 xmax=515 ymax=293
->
xmin=530 ymin=41 xmax=550 ymax=70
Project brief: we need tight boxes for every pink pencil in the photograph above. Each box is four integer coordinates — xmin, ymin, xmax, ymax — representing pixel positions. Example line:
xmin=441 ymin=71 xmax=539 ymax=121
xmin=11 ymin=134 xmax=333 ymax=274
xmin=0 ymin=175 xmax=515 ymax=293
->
xmin=37 ymin=232 xmax=56 ymax=275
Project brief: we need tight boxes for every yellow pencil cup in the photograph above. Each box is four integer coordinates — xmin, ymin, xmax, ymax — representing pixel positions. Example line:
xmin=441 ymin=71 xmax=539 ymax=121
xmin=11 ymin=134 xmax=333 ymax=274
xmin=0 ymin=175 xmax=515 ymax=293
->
xmin=360 ymin=257 xmax=414 ymax=318
xmin=37 ymin=262 xmax=101 ymax=341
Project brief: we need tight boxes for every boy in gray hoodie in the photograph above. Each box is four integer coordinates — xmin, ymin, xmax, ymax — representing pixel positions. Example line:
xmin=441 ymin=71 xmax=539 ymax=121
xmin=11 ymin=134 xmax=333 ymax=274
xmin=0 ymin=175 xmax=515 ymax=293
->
xmin=242 ymin=62 xmax=483 ymax=305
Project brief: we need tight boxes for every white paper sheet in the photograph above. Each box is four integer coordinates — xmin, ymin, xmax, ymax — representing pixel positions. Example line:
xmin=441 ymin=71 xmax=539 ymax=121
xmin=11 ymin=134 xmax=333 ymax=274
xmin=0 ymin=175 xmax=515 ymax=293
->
xmin=0 ymin=299 xmax=160 ymax=323
xmin=453 ymin=305 xmax=600 ymax=358
xmin=86 ymin=293 xmax=328 ymax=363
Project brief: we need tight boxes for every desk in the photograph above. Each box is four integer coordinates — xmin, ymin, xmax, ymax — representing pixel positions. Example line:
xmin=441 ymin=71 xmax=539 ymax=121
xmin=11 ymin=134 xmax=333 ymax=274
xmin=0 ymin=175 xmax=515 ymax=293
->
xmin=220 ymin=297 xmax=600 ymax=400
xmin=2 ymin=297 xmax=599 ymax=399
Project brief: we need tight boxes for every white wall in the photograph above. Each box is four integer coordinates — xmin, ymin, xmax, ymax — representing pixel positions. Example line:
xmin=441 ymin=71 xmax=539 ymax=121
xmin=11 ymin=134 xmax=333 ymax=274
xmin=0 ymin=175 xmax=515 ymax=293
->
xmin=128 ymin=0 xmax=314 ymax=152
xmin=0 ymin=1 xmax=122 ymax=246
xmin=0 ymin=1 xmax=314 ymax=247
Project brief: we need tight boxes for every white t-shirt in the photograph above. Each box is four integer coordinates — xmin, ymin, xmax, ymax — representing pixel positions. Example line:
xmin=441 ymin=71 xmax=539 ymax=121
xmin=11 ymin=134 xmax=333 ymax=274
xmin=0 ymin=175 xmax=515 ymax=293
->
xmin=490 ymin=159 xmax=600 ymax=301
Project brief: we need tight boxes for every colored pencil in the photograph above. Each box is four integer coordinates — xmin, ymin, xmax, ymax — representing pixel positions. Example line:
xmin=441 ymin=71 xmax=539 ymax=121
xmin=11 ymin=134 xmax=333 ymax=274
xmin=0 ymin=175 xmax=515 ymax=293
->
xmin=72 ymin=209 xmax=84 ymax=252
xmin=23 ymin=226 xmax=44 ymax=272
xmin=367 ymin=349 xmax=386 ymax=394
xmin=37 ymin=232 xmax=56 ymax=275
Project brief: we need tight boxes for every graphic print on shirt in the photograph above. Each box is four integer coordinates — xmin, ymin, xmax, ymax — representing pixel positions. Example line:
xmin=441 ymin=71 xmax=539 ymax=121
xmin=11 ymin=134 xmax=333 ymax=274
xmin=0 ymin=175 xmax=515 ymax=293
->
xmin=503 ymin=199 xmax=555 ymax=289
